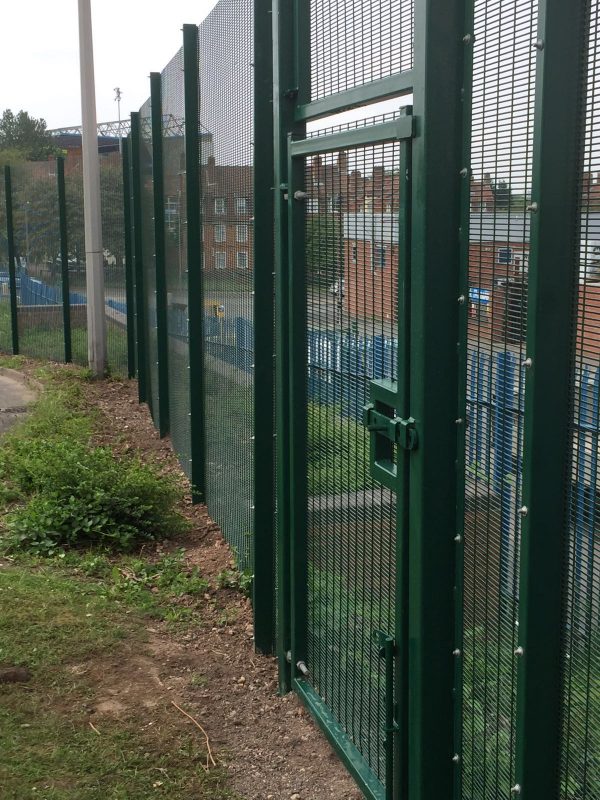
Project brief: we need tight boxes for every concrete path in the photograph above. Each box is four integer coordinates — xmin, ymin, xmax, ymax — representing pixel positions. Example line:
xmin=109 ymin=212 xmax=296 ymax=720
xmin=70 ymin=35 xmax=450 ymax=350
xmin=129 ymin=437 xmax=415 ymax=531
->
xmin=0 ymin=371 xmax=36 ymax=435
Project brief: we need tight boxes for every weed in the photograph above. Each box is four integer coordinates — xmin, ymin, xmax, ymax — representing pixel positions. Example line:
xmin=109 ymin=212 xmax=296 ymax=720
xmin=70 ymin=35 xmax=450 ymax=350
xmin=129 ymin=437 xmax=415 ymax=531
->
xmin=216 ymin=568 xmax=253 ymax=596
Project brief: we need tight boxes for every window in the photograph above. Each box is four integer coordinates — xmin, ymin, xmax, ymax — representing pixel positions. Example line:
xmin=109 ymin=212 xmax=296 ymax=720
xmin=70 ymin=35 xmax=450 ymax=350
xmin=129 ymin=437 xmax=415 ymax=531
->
xmin=497 ymin=247 xmax=513 ymax=265
xmin=215 ymin=251 xmax=226 ymax=270
xmin=373 ymin=243 xmax=386 ymax=269
xmin=237 ymin=251 xmax=248 ymax=270
xmin=351 ymin=244 xmax=357 ymax=264
xmin=214 ymin=224 xmax=226 ymax=243
xmin=307 ymin=198 xmax=319 ymax=214
xmin=235 ymin=197 xmax=247 ymax=214
xmin=236 ymin=224 xmax=248 ymax=243
xmin=214 ymin=197 xmax=225 ymax=214
xmin=165 ymin=196 xmax=179 ymax=233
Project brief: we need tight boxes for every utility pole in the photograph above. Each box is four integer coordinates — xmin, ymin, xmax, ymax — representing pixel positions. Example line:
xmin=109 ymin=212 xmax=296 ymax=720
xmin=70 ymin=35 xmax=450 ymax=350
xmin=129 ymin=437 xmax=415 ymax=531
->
xmin=77 ymin=0 xmax=106 ymax=376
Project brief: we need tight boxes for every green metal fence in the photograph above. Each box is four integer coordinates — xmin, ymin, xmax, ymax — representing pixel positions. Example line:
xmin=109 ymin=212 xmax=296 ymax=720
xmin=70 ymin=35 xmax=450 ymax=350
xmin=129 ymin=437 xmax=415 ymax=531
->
xmin=5 ymin=0 xmax=600 ymax=797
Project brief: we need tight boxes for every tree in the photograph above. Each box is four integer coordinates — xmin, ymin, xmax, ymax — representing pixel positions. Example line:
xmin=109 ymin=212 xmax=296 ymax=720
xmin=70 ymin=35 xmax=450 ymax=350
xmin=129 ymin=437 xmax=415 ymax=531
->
xmin=306 ymin=214 xmax=341 ymax=283
xmin=0 ymin=109 xmax=59 ymax=162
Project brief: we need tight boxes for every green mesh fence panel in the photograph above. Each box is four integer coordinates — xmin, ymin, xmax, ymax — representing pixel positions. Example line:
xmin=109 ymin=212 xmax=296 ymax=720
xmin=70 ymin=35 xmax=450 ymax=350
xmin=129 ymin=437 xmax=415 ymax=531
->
xmin=99 ymin=151 xmax=128 ymax=377
xmin=561 ymin=2 xmax=600 ymax=795
xmin=0 ymin=181 xmax=11 ymax=353
xmin=199 ymin=0 xmax=254 ymax=571
xmin=64 ymin=155 xmax=88 ymax=365
xmin=139 ymin=97 xmax=159 ymax=426
xmin=303 ymin=124 xmax=400 ymax=785
xmin=309 ymin=0 xmax=414 ymax=100
xmin=461 ymin=1 xmax=537 ymax=797
xmin=10 ymin=162 xmax=65 ymax=362
xmin=161 ymin=48 xmax=191 ymax=477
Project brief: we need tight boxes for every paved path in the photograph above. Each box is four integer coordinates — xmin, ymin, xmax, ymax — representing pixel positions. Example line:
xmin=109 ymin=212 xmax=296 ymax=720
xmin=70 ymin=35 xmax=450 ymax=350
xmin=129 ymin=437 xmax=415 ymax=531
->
xmin=0 ymin=371 xmax=36 ymax=435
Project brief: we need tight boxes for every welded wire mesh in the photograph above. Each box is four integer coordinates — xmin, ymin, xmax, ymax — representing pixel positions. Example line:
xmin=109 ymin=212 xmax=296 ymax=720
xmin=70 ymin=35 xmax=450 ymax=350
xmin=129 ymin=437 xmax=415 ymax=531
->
xmin=99 ymin=151 xmax=128 ymax=377
xmin=139 ymin=97 xmax=159 ymax=427
xmin=461 ymin=2 xmax=537 ymax=797
xmin=304 ymin=134 xmax=400 ymax=786
xmin=561 ymin=2 xmax=600 ymax=796
xmin=198 ymin=0 xmax=254 ymax=572
xmin=161 ymin=48 xmax=191 ymax=477
xmin=309 ymin=0 xmax=414 ymax=101
xmin=10 ymin=162 xmax=65 ymax=362
xmin=64 ymin=155 xmax=88 ymax=365
xmin=0 ymin=179 xmax=12 ymax=353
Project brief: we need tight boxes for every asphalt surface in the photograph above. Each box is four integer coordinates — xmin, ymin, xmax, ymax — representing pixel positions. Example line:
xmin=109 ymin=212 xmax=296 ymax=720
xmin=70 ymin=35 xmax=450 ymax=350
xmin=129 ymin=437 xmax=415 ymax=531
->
xmin=0 ymin=372 xmax=36 ymax=435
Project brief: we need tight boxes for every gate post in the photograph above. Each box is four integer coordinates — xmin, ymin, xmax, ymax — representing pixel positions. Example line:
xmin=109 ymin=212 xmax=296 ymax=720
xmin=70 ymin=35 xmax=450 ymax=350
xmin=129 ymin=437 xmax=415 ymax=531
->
xmin=409 ymin=1 xmax=467 ymax=799
xmin=150 ymin=71 xmax=170 ymax=437
xmin=4 ymin=166 xmax=19 ymax=356
xmin=57 ymin=157 xmax=73 ymax=364
xmin=514 ymin=1 xmax=588 ymax=798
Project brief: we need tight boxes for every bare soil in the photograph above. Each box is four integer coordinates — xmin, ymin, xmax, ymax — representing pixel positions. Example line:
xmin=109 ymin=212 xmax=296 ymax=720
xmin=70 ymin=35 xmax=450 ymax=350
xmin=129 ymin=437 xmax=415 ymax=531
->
xmin=29 ymin=365 xmax=363 ymax=800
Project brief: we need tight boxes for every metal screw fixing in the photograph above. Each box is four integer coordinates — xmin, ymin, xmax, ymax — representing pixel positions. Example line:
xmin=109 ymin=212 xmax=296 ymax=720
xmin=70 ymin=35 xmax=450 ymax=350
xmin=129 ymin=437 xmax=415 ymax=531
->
xmin=522 ymin=357 xmax=533 ymax=369
xmin=514 ymin=646 xmax=524 ymax=657
xmin=527 ymin=201 xmax=539 ymax=213
xmin=452 ymin=754 xmax=461 ymax=764
xmin=455 ymin=418 xmax=464 ymax=425
xmin=511 ymin=785 xmax=522 ymax=795
xmin=296 ymin=660 xmax=309 ymax=676
xmin=463 ymin=33 xmax=472 ymax=44
xmin=293 ymin=190 xmax=308 ymax=201
xmin=534 ymin=38 xmax=545 ymax=50
xmin=458 ymin=295 xmax=466 ymax=304
xmin=453 ymin=648 xmax=461 ymax=657
xmin=454 ymin=534 xmax=462 ymax=543
xmin=460 ymin=167 xmax=469 ymax=177
xmin=519 ymin=506 xmax=528 ymax=517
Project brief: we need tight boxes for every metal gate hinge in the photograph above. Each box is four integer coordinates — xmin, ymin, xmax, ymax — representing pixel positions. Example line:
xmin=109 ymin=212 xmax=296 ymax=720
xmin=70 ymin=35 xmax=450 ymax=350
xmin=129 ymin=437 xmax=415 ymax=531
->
xmin=363 ymin=404 xmax=418 ymax=451
xmin=373 ymin=629 xmax=396 ymax=658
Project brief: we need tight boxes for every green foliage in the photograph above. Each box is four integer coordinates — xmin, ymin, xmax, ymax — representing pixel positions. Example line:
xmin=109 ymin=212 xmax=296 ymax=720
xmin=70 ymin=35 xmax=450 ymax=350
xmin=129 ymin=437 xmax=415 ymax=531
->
xmin=216 ymin=567 xmax=253 ymax=596
xmin=0 ymin=378 xmax=188 ymax=556
xmin=307 ymin=402 xmax=370 ymax=495
xmin=0 ymin=109 xmax=58 ymax=161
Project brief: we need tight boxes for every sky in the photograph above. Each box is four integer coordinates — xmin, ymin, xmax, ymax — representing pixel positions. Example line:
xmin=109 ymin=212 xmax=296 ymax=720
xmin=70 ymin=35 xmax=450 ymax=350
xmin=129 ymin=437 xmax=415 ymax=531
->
xmin=0 ymin=0 xmax=219 ymax=130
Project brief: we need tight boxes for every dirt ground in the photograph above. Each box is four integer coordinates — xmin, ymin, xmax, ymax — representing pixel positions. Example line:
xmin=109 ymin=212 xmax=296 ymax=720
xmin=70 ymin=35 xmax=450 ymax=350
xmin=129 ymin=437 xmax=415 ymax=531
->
xmin=62 ymin=370 xmax=363 ymax=800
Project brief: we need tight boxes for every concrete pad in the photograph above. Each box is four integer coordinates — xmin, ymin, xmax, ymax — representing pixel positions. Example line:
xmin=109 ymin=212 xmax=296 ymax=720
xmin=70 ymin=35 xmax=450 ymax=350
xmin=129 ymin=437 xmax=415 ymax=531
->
xmin=0 ymin=373 xmax=36 ymax=435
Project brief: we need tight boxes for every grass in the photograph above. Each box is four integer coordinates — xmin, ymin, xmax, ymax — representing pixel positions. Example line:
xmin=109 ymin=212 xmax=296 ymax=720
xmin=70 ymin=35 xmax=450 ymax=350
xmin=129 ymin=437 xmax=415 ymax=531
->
xmin=0 ymin=564 xmax=238 ymax=800
xmin=0 ymin=363 xmax=240 ymax=799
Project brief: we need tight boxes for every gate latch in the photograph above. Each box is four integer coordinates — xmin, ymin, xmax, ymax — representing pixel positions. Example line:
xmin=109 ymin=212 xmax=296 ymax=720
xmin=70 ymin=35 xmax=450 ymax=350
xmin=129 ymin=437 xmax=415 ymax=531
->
xmin=362 ymin=405 xmax=418 ymax=451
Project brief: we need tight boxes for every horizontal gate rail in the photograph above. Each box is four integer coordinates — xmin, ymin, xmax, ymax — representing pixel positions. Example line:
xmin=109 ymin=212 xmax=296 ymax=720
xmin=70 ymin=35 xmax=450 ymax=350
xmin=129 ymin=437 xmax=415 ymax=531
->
xmin=289 ymin=117 xmax=414 ymax=157
xmin=295 ymin=71 xmax=415 ymax=123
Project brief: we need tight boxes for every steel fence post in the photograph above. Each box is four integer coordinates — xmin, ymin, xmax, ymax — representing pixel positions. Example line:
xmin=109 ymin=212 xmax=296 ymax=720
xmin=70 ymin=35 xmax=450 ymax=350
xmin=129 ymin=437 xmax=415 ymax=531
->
xmin=122 ymin=137 xmax=136 ymax=379
xmin=514 ymin=2 xmax=589 ymax=798
xmin=130 ymin=112 xmax=147 ymax=403
xmin=57 ymin=157 xmax=73 ymax=363
xmin=183 ymin=23 xmax=206 ymax=504
xmin=4 ymin=166 xmax=19 ymax=356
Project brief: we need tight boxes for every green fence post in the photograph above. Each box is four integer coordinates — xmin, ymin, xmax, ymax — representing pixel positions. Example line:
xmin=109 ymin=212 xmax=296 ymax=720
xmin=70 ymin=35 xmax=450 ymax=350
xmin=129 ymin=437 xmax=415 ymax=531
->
xmin=408 ymin=1 xmax=467 ymax=799
xmin=514 ymin=2 xmax=589 ymax=798
xmin=56 ymin=157 xmax=72 ymax=364
xmin=272 ymin=0 xmax=309 ymax=693
xmin=122 ymin=137 xmax=136 ymax=380
xmin=150 ymin=72 xmax=170 ymax=437
xmin=130 ymin=112 xmax=147 ymax=403
xmin=183 ymin=23 xmax=205 ymax=504
xmin=252 ymin=0 xmax=276 ymax=654
xmin=4 ymin=166 xmax=18 ymax=356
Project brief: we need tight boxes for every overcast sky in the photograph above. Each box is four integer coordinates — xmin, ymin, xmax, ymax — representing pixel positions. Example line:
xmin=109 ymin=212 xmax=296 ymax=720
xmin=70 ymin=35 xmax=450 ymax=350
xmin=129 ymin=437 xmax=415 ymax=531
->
xmin=1 ymin=1 xmax=219 ymax=130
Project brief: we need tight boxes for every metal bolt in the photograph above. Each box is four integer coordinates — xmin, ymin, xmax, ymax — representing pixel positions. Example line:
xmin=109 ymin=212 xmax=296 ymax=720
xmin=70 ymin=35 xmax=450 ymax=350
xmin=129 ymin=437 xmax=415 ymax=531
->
xmin=463 ymin=33 xmax=472 ymax=44
xmin=534 ymin=38 xmax=544 ymax=50
xmin=458 ymin=295 xmax=466 ymax=304
xmin=527 ymin=201 xmax=539 ymax=213
xmin=294 ymin=190 xmax=308 ymax=201
xmin=514 ymin=646 xmax=524 ymax=657
xmin=285 ymin=651 xmax=292 ymax=663
xmin=454 ymin=534 xmax=462 ymax=543
xmin=455 ymin=418 xmax=464 ymax=425
xmin=296 ymin=660 xmax=309 ymax=676
xmin=460 ymin=167 xmax=469 ymax=177
xmin=522 ymin=357 xmax=533 ymax=369
xmin=519 ymin=506 xmax=528 ymax=517
xmin=452 ymin=754 xmax=461 ymax=764
xmin=511 ymin=785 xmax=522 ymax=795
xmin=453 ymin=648 xmax=461 ymax=657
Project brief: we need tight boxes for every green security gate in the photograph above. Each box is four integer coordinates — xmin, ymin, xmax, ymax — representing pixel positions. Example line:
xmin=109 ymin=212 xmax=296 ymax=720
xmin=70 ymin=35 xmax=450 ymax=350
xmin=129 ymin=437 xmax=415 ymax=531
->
xmin=274 ymin=0 xmax=467 ymax=797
